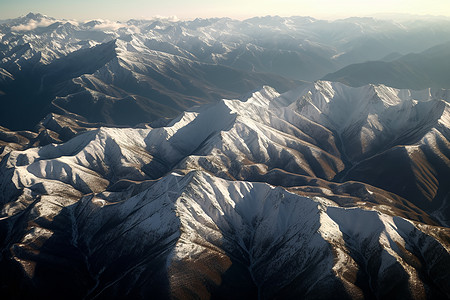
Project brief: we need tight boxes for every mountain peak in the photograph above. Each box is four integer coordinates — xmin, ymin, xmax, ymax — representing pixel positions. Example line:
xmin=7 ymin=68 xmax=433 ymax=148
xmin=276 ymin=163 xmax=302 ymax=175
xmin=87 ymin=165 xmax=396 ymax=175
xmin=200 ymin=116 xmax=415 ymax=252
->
xmin=24 ymin=12 xmax=46 ymax=20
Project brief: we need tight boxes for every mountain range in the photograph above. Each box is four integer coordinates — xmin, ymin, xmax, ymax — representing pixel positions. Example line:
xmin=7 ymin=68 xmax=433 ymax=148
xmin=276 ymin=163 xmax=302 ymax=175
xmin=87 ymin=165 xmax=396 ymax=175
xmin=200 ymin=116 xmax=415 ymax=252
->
xmin=2 ymin=13 xmax=450 ymax=132
xmin=0 ymin=13 xmax=449 ymax=299
xmin=1 ymin=81 xmax=449 ymax=299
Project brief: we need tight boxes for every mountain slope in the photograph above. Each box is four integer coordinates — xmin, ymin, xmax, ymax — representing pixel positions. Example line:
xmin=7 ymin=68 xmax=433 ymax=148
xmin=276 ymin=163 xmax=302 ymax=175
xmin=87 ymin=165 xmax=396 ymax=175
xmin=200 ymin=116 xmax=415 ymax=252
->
xmin=51 ymin=39 xmax=302 ymax=126
xmin=287 ymin=81 xmax=450 ymax=220
xmin=3 ymin=171 xmax=448 ymax=299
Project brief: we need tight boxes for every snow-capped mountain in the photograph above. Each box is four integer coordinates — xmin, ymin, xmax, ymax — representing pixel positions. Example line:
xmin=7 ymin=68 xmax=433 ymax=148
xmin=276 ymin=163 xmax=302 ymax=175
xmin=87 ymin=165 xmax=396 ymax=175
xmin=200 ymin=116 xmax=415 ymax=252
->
xmin=1 ymin=81 xmax=449 ymax=299
xmin=1 ymin=12 xmax=450 ymax=299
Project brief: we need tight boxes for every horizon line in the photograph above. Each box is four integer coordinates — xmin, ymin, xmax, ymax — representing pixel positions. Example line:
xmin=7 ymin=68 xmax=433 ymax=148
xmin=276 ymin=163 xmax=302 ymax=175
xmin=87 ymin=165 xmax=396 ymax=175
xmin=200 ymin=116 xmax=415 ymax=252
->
xmin=2 ymin=11 xmax=450 ymax=23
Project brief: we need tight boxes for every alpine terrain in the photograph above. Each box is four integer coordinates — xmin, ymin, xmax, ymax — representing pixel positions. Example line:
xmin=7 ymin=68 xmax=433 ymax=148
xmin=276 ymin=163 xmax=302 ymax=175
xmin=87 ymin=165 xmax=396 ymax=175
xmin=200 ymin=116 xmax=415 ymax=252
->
xmin=0 ymin=13 xmax=449 ymax=300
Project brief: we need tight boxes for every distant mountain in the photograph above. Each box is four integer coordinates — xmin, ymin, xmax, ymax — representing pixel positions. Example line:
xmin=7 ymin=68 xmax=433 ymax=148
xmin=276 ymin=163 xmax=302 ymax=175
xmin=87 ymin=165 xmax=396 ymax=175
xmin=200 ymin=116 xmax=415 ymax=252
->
xmin=2 ymin=13 xmax=450 ymax=132
xmin=0 ymin=81 xmax=449 ymax=299
xmin=323 ymin=42 xmax=450 ymax=89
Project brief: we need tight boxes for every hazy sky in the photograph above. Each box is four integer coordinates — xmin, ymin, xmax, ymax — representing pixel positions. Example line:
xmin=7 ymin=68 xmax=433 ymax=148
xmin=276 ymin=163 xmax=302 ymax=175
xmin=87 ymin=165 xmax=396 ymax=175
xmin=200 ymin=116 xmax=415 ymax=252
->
xmin=1 ymin=0 xmax=450 ymax=21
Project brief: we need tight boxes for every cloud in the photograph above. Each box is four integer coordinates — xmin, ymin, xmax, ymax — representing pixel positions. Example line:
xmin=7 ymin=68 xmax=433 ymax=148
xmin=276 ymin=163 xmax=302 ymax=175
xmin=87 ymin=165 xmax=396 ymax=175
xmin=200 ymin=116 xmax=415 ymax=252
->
xmin=152 ymin=15 xmax=179 ymax=22
xmin=92 ymin=20 xmax=126 ymax=31
xmin=11 ymin=19 xmax=57 ymax=31
xmin=128 ymin=25 xmax=141 ymax=34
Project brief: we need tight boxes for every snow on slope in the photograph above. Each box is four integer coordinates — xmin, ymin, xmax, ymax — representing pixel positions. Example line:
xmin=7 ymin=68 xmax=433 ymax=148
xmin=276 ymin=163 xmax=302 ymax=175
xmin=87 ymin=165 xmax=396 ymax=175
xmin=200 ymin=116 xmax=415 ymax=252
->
xmin=290 ymin=81 xmax=450 ymax=161
xmin=1 ymin=83 xmax=344 ymax=208
xmin=6 ymin=170 xmax=449 ymax=298
xmin=2 ymin=81 xmax=448 ymax=217
xmin=166 ymin=171 xmax=449 ymax=299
